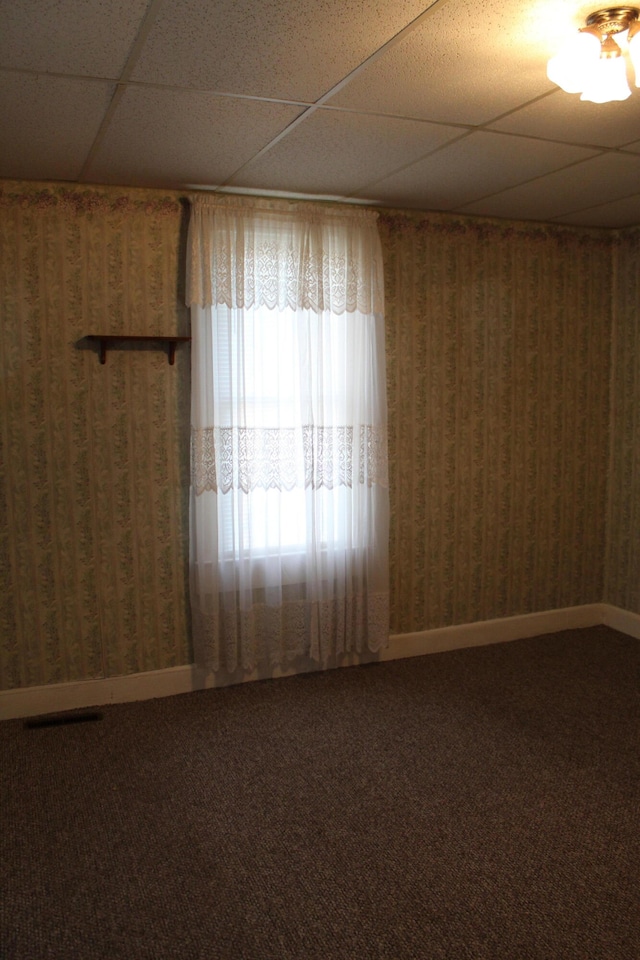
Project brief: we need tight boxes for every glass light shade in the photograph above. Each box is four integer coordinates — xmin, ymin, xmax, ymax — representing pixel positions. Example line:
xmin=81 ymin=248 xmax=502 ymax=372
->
xmin=628 ymin=23 xmax=640 ymax=84
xmin=547 ymin=30 xmax=602 ymax=93
xmin=580 ymin=51 xmax=632 ymax=102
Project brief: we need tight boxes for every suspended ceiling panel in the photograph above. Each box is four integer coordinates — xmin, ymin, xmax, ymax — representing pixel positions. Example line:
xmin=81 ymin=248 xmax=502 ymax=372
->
xmin=228 ymin=109 xmax=465 ymax=196
xmin=554 ymin=191 xmax=640 ymax=226
xmin=488 ymin=91 xmax=640 ymax=149
xmin=86 ymin=87 xmax=305 ymax=188
xmin=0 ymin=73 xmax=115 ymax=181
xmin=2 ymin=0 xmax=640 ymax=227
xmin=0 ymin=0 xmax=149 ymax=77
xmin=354 ymin=131 xmax=601 ymax=208
xmin=463 ymin=151 xmax=640 ymax=221
xmin=326 ymin=1 xmax=556 ymax=124
xmin=130 ymin=0 xmax=431 ymax=101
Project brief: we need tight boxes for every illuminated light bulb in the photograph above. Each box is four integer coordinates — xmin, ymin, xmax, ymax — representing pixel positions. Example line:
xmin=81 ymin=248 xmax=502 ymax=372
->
xmin=627 ymin=19 xmax=640 ymax=84
xmin=581 ymin=36 xmax=632 ymax=101
xmin=547 ymin=28 xmax=601 ymax=93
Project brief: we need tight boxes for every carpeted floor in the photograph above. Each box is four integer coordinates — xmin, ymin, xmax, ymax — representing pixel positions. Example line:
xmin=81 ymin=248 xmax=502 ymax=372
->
xmin=1 ymin=625 xmax=638 ymax=960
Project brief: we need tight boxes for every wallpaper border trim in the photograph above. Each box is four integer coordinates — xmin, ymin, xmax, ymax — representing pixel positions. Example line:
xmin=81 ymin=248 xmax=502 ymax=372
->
xmin=2 ymin=604 xmax=636 ymax=720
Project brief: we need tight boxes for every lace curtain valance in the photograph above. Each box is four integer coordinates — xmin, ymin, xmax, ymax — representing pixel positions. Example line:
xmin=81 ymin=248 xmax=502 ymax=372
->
xmin=187 ymin=195 xmax=384 ymax=316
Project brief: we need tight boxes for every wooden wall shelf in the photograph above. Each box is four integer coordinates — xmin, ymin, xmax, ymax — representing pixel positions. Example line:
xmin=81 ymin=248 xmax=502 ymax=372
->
xmin=87 ymin=335 xmax=191 ymax=365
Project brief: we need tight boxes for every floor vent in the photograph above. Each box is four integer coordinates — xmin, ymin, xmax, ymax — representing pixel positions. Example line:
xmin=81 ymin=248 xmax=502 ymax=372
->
xmin=24 ymin=711 xmax=103 ymax=729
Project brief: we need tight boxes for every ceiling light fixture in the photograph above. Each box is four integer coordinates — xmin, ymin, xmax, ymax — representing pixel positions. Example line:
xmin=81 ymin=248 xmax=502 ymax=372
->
xmin=547 ymin=6 xmax=640 ymax=102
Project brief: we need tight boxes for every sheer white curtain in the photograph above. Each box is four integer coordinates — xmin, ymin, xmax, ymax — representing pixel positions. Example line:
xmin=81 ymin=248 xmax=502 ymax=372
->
xmin=187 ymin=195 xmax=389 ymax=673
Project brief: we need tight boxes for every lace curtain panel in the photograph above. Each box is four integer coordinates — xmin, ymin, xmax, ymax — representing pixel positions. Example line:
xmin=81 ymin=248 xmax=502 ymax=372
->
xmin=188 ymin=195 xmax=390 ymax=673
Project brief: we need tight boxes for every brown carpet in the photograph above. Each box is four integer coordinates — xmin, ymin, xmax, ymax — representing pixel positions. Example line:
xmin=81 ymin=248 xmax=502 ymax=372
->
xmin=1 ymin=625 xmax=638 ymax=960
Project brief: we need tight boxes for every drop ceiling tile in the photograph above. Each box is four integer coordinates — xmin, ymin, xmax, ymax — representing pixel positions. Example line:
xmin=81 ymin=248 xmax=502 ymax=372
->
xmin=553 ymin=194 xmax=640 ymax=228
xmin=461 ymin=152 xmax=640 ymax=224
xmin=0 ymin=72 xmax=114 ymax=181
xmin=328 ymin=0 xmax=556 ymax=124
xmin=131 ymin=0 xmax=429 ymax=101
xmin=353 ymin=131 xmax=599 ymax=210
xmin=0 ymin=0 xmax=148 ymax=78
xmin=86 ymin=86 xmax=304 ymax=188
xmin=488 ymin=89 xmax=640 ymax=148
xmin=225 ymin=109 xmax=464 ymax=197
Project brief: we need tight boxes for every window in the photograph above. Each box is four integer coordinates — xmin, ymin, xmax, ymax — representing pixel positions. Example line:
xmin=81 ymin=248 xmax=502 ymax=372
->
xmin=212 ymin=301 xmax=372 ymax=557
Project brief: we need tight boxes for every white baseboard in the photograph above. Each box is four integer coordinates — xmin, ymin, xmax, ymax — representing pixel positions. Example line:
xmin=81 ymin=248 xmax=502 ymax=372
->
xmin=384 ymin=603 xmax=605 ymax=660
xmin=0 ymin=602 xmax=634 ymax=721
xmin=0 ymin=664 xmax=209 ymax=722
xmin=601 ymin=603 xmax=640 ymax=639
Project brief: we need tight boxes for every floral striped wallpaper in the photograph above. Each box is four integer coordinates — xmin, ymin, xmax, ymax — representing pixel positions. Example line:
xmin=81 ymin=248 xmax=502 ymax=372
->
xmin=0 ymin=181 xmax=191 ymax=690
xmin=0 ymin=180 xmax=635 ymax=691
xmin=380 ymin=212 xmax=613 ymax=634
xmin=606 ymin=231 xmax=640 ymax=614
